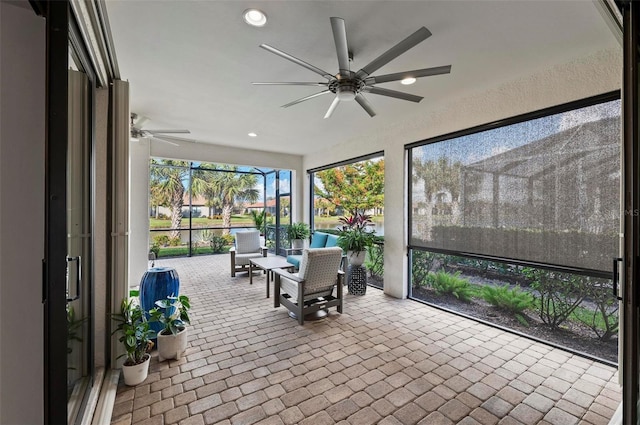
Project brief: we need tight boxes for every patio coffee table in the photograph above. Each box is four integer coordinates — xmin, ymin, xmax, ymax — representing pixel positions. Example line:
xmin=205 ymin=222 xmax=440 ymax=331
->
xmin=249 ymin=256 xmax=294 ymax=298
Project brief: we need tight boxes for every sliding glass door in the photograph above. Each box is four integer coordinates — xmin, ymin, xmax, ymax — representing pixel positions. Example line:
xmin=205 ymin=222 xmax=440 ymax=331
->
xmin=65 ymin=68 xmax=94 ymax=425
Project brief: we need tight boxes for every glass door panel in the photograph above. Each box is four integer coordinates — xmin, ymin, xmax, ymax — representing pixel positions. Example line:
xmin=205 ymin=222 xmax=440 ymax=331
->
xmin=66 ymin=69 xmax=93 ymax=425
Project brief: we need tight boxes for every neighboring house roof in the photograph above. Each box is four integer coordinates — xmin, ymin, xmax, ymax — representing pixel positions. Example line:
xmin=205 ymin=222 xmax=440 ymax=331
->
xmin=245 ymin=199 xmax=276 ymax=209
xmin=181 ymin=193 xmax=208 ymax=206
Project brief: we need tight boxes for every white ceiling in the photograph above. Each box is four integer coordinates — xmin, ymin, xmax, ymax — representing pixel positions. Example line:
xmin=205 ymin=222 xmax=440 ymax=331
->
xmin=105 ymin=0 xmax=619 ymax=156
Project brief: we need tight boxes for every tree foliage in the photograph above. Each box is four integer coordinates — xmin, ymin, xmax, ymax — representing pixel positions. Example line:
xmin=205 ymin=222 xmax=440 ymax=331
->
xmin=412 ymin=156 xmax=462 ymax=202
xmin=150 ymin=160 xmax=189 ymax=239
xmin=314 ymin=159 xmax=384 ymax=214
xmin=194 ymin=165 xmax=259 ymax=235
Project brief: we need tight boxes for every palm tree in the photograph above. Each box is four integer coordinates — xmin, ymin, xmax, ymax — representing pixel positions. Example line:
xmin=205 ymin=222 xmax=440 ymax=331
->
xmin=150 ymin=160 xmax=189 ymax=239
xmin=412 ymin=157 xmax=463 ymax=232
xmin=208 ymin=166 xmax=259 ymax=235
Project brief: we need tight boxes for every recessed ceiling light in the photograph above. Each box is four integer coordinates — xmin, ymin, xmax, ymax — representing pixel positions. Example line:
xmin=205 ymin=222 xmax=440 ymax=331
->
xmin=401 ymin=77 xmax=417 ymax=85
xmin=248 ymin=132 xmax=258 ymax=137
xmin=243 ymin=9 xmax=267 ymax=27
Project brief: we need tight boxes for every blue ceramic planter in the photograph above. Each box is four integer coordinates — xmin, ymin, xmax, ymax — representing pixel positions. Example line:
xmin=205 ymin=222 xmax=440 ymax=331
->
xmin=139 ymin=267 xmax=180 ymax=338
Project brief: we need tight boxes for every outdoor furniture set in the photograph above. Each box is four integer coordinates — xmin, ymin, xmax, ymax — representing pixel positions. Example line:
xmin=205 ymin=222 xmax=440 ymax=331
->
xmin=230 ymin=230 xmax=345 ymax=324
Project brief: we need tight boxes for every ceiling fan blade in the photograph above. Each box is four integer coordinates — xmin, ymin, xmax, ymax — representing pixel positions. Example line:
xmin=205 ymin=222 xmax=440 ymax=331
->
xmin=252 ymin=82 xmax=329 ymax=86
xmin=146 ymin=129 xmax=191 ymax=134
xmin=260 ymin=44 xmax=335 ymax=80
xmin=356 ymin=27 xmax=432 ymax=79
xmin=355 ymin=94 xmax=376 ymax=117
xmin=324 ymin=96 xmax=340 ymax=119
xmin=282 ymin=90 xmax=332 ymax=108
xmin=365 ymin=65 xmax=452 ymax=84
xmin=330 ymin=17 xmax=350 ymax=76
xmin=364 ymin=86 xmax=423 ymax=103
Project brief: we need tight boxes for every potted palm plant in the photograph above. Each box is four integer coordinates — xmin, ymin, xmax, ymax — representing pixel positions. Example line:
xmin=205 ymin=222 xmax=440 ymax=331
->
xmin=149 ymin=294 xmax=191 ymax=362
xmin=288 ymin=222 xmax=311 ymax=249
xmin=112 ymin=298 xmax=155 ymax=386
xmin=337 ymin=213 xmax=376 ymax=266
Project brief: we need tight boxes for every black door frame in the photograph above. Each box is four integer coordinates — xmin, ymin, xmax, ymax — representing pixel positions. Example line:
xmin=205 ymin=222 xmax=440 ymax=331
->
xmin=38 ymin=0 xmax=70 ymax=423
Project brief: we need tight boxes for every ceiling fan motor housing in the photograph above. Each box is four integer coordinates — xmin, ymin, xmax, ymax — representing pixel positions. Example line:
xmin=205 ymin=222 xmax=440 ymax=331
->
xmin=330 ymin=75 xmax=365 ymax=101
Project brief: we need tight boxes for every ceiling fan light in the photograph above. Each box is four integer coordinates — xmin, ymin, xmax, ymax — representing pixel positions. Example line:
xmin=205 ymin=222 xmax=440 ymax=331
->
xmin=401 ymin=77 xmax=417 ymax=85
xmin=248 ymin=132 xmax=258 ymax=137
xmin=337 ymin=91 xmax=356 ymax=101
xmin=243 ymin=9 xmax=267 ymax=27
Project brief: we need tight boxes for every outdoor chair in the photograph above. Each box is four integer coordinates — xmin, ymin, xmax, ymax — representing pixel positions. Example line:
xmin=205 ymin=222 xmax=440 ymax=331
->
xmin=273 ymin=247 xmax=344 ymax=325
xmin=230 ymin=230 xmax=267 ymax=277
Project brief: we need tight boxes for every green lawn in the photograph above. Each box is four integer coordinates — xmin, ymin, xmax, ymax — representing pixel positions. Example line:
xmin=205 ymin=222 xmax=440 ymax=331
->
xmin=150 ymin=215 xmax=254 ymax=229
xmin=156 ymin=245 xmax=231 ymax=257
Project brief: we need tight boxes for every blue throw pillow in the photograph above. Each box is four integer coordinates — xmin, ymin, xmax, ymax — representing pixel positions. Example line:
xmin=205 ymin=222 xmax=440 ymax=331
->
xmin=309 ymin=233 xmax=329 ymax=248
xmin=325 ymin=234 xmax=339 ymax=248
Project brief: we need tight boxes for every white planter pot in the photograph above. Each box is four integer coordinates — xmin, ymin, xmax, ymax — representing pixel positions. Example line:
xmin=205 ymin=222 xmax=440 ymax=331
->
xmin=157 ymin=327 xmax=188 ymax=362
xmin=347 ymin=250 xmax=366 ymax=266
xmin=291 ymin=239 xmax=305 ymax=250
xmin=122 ymin=354 xmax=150 ymax=386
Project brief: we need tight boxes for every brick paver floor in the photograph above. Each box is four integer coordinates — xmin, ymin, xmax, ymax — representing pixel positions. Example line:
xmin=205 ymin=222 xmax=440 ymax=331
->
xmin=111 ymin=255 xmax=621 ymax=425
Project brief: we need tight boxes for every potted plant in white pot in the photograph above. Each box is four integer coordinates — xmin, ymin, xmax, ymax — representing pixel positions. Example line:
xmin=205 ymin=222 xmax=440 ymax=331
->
xmin=112 ymin=298 xmax=155 ymax=386
xmin=149 ymin=294 xmax=191 ymax=362
xmin=288 ymin=222 xmax=311 ymax=250
xmin=337 ymin=213 xmax=376 ymax=266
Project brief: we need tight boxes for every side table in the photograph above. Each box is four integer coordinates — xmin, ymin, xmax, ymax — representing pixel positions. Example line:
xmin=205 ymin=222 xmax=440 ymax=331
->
xmin=348 ymin=265 xmax=367 ymax=295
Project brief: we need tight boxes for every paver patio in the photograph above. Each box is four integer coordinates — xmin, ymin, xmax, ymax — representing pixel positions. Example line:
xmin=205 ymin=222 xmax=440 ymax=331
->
xmin=111 ymin=254 xmax=621 ymax=425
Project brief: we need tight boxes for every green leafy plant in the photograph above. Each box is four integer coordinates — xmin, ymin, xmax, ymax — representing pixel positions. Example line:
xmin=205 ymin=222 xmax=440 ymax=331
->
xmin=250 ymin=209 xmax=267 ymax=235
xmin=482 ymin=284 xmax=534 ymax=325
xmin=287 ymin=222 xmax=311 ymax=240
xmin=574 ymin=277 xmax=619 ymax=341
xmin=482 ymin=285 xmax=534 ymax=313
xmin=149 ymin=294 xmax=191 ymax=336
xmin=411 ymin=251 xmax=438 ymax=287
xmin=337 ymin=212 xmax=376 ymax=254
xmin=430 ymin=271 xmax=472 ymax=302
xmin=149 ymin=243 xmax=160 ymax=257
xmin=523 ymin=268 xmax=587 ymax=330
xmin=169 ymin=237 xmax=181 ymax=246
xmin=366 ymin=241 xmax=384 ymax=278
xmin=202 ymin=230 xmax=227 ymax=253
xmin=154 ymin=234 xmax=170 ymax=246
xmin=112 ymin=298 xmax=155 ymax=365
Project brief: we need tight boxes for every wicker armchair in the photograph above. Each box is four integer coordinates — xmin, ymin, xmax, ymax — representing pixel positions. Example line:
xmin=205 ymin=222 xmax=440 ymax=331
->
xmin=230 ymin=231 xmax=267 ymax=277
xmin=273 ymin=247 xmax=344 ymax=325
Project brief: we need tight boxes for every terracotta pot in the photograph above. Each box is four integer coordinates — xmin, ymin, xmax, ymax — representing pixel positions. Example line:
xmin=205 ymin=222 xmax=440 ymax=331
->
xmin=122 ymin=354 xmax=150 ymax=386
xmin=157 ymin=327 xmax=188 ymax=362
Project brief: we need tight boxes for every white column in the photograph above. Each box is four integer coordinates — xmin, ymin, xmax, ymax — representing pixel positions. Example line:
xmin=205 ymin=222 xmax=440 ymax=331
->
xmin=129 ymin=138 xmax=150 ymax=288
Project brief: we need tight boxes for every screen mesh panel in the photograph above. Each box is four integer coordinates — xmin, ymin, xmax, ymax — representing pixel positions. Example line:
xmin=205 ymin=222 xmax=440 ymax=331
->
xmin=409 ymin=100 xmax=620 ymax=272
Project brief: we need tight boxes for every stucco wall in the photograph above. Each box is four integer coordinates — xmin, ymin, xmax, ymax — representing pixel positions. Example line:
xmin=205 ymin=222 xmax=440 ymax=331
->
xmin=0 ymin=2 xmax=45 ymax=423
xmin=302 ymin=47 xmax=621 ymax=299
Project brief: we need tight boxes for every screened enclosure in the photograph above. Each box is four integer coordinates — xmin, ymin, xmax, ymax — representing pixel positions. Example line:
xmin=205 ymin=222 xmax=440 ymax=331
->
xmin=409 ymin=97 xmax=620 ymax=274
xmin=149 ymin=160 xmax=292 ymax=257
xmin=407 ymin=94 xmax=621 ymax=362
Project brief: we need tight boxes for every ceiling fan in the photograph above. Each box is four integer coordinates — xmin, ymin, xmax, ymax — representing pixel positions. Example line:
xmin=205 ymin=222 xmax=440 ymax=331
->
xmin=253 ymin=17 xmax=451 ymax=119
xmin=130 ymin=113 xmax=191 ymax=146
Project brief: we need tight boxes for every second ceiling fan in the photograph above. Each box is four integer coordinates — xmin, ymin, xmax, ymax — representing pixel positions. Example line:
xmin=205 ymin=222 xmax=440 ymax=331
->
xmin=253 ymin=17 xmax=451 ymax=119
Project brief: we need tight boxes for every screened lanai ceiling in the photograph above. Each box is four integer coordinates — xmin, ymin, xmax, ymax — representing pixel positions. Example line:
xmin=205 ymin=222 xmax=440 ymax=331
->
xmin=105 ymin=1 xmax=620 ymax=156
